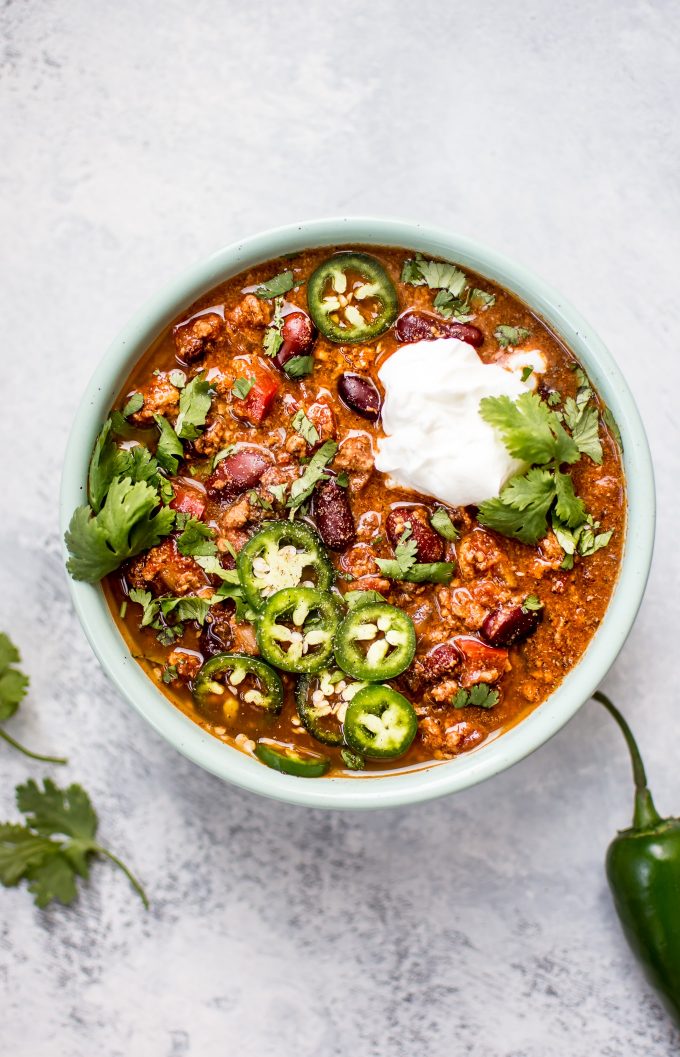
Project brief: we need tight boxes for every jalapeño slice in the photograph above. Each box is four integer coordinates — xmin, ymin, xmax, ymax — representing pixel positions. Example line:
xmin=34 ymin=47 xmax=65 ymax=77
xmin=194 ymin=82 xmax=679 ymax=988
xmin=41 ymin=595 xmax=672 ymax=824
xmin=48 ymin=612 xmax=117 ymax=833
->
xmin=343 ymin=685 xmax=417 ymax=760
xmin=192 ymin=652 xmax=283 ymax=716
xmin=334 ymin=602 xmax=416 ymax=681
xmin=237 ymin=520 xmax=334 ymax=611
xmin=257 ymin=587 xmax=339 ymax=674
xmin=295 ymin=669 xmax=367 ymax=746
xmin=307 ymin=252 xmax=398 ymax=344
xmin=254 ymin=740 xmax=330 ymax=778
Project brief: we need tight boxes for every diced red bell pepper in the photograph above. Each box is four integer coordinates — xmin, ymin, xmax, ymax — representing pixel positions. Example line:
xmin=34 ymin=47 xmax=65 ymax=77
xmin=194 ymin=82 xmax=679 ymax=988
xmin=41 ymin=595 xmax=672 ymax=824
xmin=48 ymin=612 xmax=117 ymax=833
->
xmin=453 ymin=636 xmax=510 ymax=688
xmin=234 ymin=362 xmax=279 ymax=426
xmin=169 ymin=481 xmax=207 ymax=520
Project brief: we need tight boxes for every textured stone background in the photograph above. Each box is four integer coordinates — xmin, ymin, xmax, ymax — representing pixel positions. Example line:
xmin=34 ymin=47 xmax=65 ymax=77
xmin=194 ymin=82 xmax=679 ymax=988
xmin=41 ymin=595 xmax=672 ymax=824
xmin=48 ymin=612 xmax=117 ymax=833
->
xmin=1 ymin=2 xmax=679 ymax=1054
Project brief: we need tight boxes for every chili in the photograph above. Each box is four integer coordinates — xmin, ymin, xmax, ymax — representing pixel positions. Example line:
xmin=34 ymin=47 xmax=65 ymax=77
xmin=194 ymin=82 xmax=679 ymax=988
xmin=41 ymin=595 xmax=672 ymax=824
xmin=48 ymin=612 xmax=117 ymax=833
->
xmin=237 ymin=520 xmax=334 ymax=610
xmin=256 ymin=587 xmax=339 ymax=674
xmin=343 ymin=684 xmax=417 ymax=759
xmin=192 ymin=652 xmax=283 ymax=715
xmin=334 ymin=602 xmax=416 ymax=681
xmin=307 ymin=252 xmax=398 ymax=344
xmin=254 ymin=740 xmax=330 ymax=778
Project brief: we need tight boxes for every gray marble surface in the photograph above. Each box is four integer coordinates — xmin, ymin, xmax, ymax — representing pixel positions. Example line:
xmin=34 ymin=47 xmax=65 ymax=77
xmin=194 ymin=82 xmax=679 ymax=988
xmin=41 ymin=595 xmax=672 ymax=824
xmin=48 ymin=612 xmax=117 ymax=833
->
xmin=1 ymin=1 xmax=679 ymax=1053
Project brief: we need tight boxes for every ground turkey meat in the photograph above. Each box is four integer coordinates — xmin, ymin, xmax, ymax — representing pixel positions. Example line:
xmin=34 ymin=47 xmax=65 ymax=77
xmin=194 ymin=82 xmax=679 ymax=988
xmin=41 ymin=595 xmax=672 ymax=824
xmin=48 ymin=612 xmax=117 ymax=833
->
xmin=128 ymin=374 xmax=179 ymax=427
xmin=128 ymin=539 xmax=209 ymax=596
xmin=173 ymin=312 xmax=224 ymax=364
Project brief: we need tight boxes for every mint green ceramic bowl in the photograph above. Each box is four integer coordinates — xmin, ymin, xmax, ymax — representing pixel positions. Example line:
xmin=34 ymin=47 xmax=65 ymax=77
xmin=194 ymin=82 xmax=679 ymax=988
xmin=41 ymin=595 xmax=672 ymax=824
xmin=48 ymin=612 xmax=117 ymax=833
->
xmin=60 ymin=219 xmax=655 ymax=809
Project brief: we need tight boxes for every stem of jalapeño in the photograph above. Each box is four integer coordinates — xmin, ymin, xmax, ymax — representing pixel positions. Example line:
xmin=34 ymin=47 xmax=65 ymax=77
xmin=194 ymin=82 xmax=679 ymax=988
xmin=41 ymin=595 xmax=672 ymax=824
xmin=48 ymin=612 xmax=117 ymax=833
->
xmin=593 ymin=691 xmax=662 ymax=830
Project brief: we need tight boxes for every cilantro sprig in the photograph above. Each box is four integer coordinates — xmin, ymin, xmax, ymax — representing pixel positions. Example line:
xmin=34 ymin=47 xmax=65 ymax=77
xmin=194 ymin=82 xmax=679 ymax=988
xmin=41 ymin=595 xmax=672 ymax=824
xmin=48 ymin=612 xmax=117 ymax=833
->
xmin=0 ymin=634 xmax=66 ymax=764
xmin=263 ymin=296 xmax=285 ymax=358
xmin=128 ymin=589 xmax=215 ymax=645
xmin=453 ymin=684 xmax=499 ymax=709
xmin=287 ymin=440 xmax=338 ymax=511
xmin=495 ymin=325 xmax=531 ymax=348
xmin=376 ymin=528 xmax=455 ymax=585
xmin=292 ymin=409 xmax=320 ymax=446
xmin=255 ymin=270 xmax=295 ymax=300
xmin=477 ymin=390 xmax=609 ymax=546
xmin=0 ymin=778 xmax=147 ymax=908
xmin=401 ymin=253 xmax=474 ymax=322
xmin=176 ymin=515 xmax=218 ymax=557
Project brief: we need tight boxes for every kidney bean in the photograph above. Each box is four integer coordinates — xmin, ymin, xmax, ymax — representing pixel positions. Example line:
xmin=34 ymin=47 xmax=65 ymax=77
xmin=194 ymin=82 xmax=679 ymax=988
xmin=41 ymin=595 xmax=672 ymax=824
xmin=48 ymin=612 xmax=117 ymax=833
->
xmin=481 ymin=602 xmax=543 ymax=648
xmin=337 ymin=373 xmax=382 ymax=420
xmin=395 ymin=310 xmax=483 ymax=348
xmin=169 ymin=480 xmax=206 ymax=520
xmin=199 ymin=610 xmax=234 ymax=659
xmin=206 ymin=448 xmax=272 ymax=500
xmin=314 ymin=478 xmax=356 ymax=550
xmin=386 ymin=507 xmax=444 ymax=563
xmin=275 ymin=310 xmax=317 ymax=369
xmin=454 ymin=636 xmax=510 ymax=687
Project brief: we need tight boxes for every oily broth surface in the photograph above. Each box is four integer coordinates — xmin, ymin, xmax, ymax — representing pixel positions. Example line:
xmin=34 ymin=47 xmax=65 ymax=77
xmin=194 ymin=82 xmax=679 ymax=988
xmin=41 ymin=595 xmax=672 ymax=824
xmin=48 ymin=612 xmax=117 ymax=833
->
xmin=104 ymin=245 xmax=625 ymax=775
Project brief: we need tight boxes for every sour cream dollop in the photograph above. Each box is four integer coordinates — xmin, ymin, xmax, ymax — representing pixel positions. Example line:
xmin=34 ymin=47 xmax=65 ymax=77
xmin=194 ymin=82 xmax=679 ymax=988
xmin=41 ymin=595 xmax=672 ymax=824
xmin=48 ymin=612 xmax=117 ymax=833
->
xmin=375 ymin=337 xmax=532 ymax=508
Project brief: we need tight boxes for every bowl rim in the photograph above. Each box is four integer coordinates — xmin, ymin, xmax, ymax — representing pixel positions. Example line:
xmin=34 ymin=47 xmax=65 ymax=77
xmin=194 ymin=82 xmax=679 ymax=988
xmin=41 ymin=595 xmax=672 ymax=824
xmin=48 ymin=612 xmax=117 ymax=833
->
xmin=60 ymin=216 xmax=655 ymax=810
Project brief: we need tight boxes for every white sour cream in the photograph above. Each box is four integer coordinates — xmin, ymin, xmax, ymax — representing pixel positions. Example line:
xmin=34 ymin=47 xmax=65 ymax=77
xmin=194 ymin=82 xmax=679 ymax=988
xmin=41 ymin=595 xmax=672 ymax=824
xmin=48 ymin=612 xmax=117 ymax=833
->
xmin=375 ymin=337 xmax=532 ymax=508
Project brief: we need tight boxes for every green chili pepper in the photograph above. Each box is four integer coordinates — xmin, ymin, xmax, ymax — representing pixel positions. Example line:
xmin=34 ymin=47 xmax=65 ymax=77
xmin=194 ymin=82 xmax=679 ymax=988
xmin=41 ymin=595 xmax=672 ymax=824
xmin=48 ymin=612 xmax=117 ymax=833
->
xmin=334 ymin=602 xmax=416 ymax=682
xmin=254 ymin=740 xmax=330 ymax=778
xmin=595 ymin=691 xmax=680 ymax=1026
xmin=295 ymin=669 xmax=366 ymax=746
xmin=257 ymin=587 xmax=339 ymax=674
xmin=192 ymin=652 xmax=283 ymax=715
xmin=237 ymin=520 xmax=334 ymax=611
xmin=344 ymin=684 xmax=417 ymax=759
xmin=307 ymin=252 xmax=398 ymax=344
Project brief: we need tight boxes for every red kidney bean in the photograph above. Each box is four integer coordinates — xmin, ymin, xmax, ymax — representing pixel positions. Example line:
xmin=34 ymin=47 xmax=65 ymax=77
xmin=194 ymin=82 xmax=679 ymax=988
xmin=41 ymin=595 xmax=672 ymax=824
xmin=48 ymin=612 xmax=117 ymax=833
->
xmin=337 ymin=373 xmax=382 ymax=420
xmin=275 ymin=310 xmax=317 ymax=368
xmin=206 ymin=448 xmax=272 ymax=500
xmin=453 ymin=635 xmax=509 ymax=687
xmin=169 ymin=481 xmax=206 ymax=520
xmin=386 ymin=507 xmax=444 ymax=563
xmin=422 ymin=642 xmax=462 ymax=683
xmin=395 ymin=310 xmax=483 ymax=348
xmin=199 ymin=609 xmax=234 ymax=658
xmin=314 ymin=479 xmax=356 ymax=550
xmin=481 ymin=603 xmax=543 ymax=648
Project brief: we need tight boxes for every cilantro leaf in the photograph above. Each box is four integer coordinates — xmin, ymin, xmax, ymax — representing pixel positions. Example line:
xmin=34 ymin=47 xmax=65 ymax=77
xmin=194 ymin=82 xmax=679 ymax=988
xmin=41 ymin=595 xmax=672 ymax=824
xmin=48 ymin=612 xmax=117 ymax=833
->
xmin=478 ymin=468 xmax=557 ymax=545
xmin=122 ymin=392 xmax=144 ymax=418
xmin=292 ymin=409 xmax=320 ymax=446
xmin=480 ymin=392 xmax=579 ymax=466
xmin=255 ymin=270 xmax=295 ymax=299
xmin=432 ymin=289 xmax=474 ymax=322
xmin=470 ymin=288 xmax=496 ymax=309
xmin=603 ymin=407 xmax=623 ymax=450
xmin=522 ymin=595 xmax=543 ymax=613
xmin=401 ymin=254 xmax=467 ymax=298
xmin=430 ymin=507 xmax=459 ymax=541
xmin=267 ymin=483 xmax=288 ymax=505
xmin=232 ymin=377 xmax=254 ymax=400
xmin=176 ymin=517 xmax=218 ymax=557
xmin=375 ymin=528 xmax=418 ymax=579
xmin=287 ymin=440 xmax=338 ymax=510
xmin=174 ymin=375 xmax=212 ymax=440
xmin=0 ymin=633 xmax=67 ymax=764
xmin=568 ymin=403 xmax=603 ymax=465
xmin=168 ymin=369 xmax=187 ymax=389
xmin=453 ymin=684 xmax=499 ymax=709
xmin=154 ymin=414 xmax=184 ymax=474
xmin=212 ymin=445 xmax=235 ymax=470
xmin=65 ymin=477 xmax=175 ymax=582
xmin=0 ymin=779 xmax=148 ymax=909
xmin=494 ymin=325 xmax=531 ymax=348
xmin=401 ymin=561 xmax=455 ymax=584
xmin=262 ymin=296 xmax=285 ymax=357
xmin=344 ymin=590 xmax=386 ymax=608
xmin=88 ymin=419 xmax=121 ymax=512
xmin=283 ymin=355 xmax=314 ymax=379
xmin=554 ymin=471 xmax=587 ymax=527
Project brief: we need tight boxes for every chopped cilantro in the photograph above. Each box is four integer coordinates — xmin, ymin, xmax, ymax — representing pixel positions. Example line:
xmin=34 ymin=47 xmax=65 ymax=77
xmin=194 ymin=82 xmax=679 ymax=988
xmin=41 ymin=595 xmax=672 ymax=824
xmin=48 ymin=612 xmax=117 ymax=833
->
xmin=168 ymin=369 xmax=187 ymax=389
xmin=521 ymin=366 xmax=534 ymax=383
xmin=283 ymin=355 xmax=314 ymax=379
xmin=232 ymin=377 xmax=254 ymax=400
xmin=161 ymin=664 xmax=178 ymax=684
xmin=430 ymin=507 xmax=459 ymax=541
xmin=603 ymin=407 xmax=623 ymax=450
xmin=340 ymin=748 xmax=365 ymax=770
xmin=65 ymin=477 xmax=175 ymax=583
xmin=521 ymin=595 xmax=543 ymax=613
xmin=129 ymin=588 xmax=214 ymax=643
xmin=292 ymin=409 xmax=320 ymax=446
xmin=176 ymin=517 xmax=217 ymax=557
xmin=262 ymin=296 xmax=285 ymax=358
xmin=248 ymin=490 xmax=273 ymax=511
xmin=375 ymin=527 xmax=455 ymax=584
xmin=453 ymin=684 xmax=499 ymax=709
xmin=0 ymin=633 xmax=66 ymax=764
xmin=547 ymin=390 xmax=562 ymax=407
xmin=0 ymin=778 xmax=147 ymax=909
xmin=255 ymin=270 xmax=295 ymax=299
xmin=401 ymin=253 xmax=467 ymax=298
xmin=336 ymin=471 xmax=349 ymax=488
xmin=193 ymin=557 xmax=252 ymax=622
xmin=432 ymin=289 xmax=474 ymax=322
xmin=287 ymin=440 xmax=338 ymax=510
xmin=470 ymin=288 xmax=496 ymax=309
xmin=495 ymin=325 xmax=531 ymax=348
xmin=267 ymin=483 xmax=288 ymax=505
xmin=344 ymin=590 xmax=386 ymax=608
xmin=174 ymin=374 xmax=212 ymax=440
xmin=212 ymin=446 xmax=235 ymax=470
xmin=154 ymin=414 xmax=184 ymax=474
xmin=122 ymin=393 xmax=144 ymax=418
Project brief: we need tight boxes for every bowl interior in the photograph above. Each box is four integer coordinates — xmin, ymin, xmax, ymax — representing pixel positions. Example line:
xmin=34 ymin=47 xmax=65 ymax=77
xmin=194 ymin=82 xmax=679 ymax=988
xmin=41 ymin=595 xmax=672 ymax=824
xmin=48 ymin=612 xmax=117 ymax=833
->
xmin=60 ymin=218 xmax=655 ymax=809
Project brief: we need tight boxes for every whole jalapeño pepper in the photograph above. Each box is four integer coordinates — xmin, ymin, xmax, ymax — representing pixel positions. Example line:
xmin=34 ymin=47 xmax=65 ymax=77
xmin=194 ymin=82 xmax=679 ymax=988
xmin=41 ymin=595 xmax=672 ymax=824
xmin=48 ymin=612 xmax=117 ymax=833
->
xmin=595 ymin=691 xmax=680 ymax=1025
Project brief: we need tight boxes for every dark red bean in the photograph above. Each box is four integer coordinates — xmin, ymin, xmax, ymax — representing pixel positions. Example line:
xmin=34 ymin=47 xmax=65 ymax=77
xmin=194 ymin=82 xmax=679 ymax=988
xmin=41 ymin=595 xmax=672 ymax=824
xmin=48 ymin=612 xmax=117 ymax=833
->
xmin=206 ymin=448 xmax=272 ymax=500
xmin=314 ymin=479 xmax=356 ymax=551
xmin=421 ymin=642 xmax=462 ymax=683
xmin=275 ymin=310 xmax=317 ymax=368
xmin=385 ymin=507 xmax=444 ymax=563
xmin=337 ymin=373 xmax=382 ymax=420
xmin=481 ymin=603 xmax=543 ymax=648
xmin=395 ymin=310 xmax=483 ymax=348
